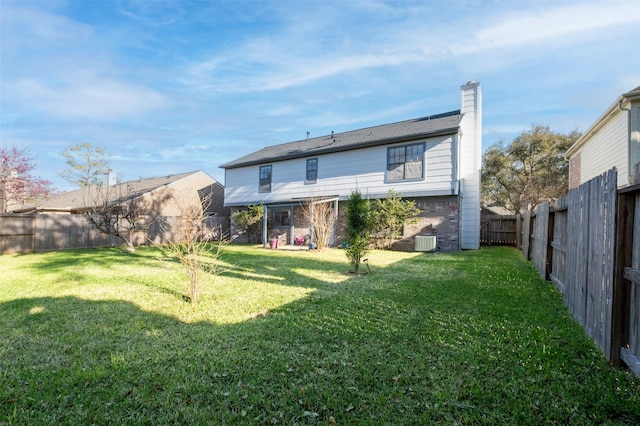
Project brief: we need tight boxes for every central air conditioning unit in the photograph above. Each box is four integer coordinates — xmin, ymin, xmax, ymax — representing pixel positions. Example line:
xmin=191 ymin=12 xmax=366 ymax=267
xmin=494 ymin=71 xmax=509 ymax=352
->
xmin=415 ymin=235 xmax=437 ymax=252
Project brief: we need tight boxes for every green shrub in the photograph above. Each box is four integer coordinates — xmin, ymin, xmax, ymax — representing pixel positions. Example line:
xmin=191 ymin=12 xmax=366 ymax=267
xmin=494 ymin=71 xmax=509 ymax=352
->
xmin=231 ymin=204 xmax=264 ymax=243
xmin=369 ymin=190 xmax=420 ymax=249
xmin=344 ymin=190 xmax=371 ymax=274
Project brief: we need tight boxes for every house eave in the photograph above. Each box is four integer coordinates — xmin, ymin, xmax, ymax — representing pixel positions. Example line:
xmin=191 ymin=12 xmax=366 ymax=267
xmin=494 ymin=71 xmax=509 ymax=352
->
xmin=566 ymin=88 xmax=640 ymax=158
xmin=221 ymin=127 xmax=460 ymax=170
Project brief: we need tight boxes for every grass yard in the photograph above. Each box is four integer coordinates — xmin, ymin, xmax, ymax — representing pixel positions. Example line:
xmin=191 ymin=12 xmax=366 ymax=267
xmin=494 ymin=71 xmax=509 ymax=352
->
xmin=1 ymin=245 xmax=639 ymax=425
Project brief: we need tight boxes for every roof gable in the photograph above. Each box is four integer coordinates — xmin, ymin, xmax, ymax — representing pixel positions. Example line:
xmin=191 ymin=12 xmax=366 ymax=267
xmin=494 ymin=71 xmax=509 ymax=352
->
xmin=566 ymin=85 xmax=640 ymax=158
xmin=221 ymin=110 xmax=461 ymax=169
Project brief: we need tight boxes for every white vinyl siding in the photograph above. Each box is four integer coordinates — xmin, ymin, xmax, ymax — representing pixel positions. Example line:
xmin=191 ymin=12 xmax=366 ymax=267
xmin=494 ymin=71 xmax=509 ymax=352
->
xmin=224 ymin=134 xmax=455 ymax=206
xmin=579 ymin=111 xmax=628 ymax=187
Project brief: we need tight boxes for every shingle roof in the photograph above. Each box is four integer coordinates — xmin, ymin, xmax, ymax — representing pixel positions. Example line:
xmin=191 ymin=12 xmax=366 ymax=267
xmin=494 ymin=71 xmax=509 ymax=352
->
xmin=624 ymin=86 xmax=640 ymax=98
xmin=12 ymin=171 xmax=202 ymax=213
xmin=220 ymin=110 xmax=462 ymax=169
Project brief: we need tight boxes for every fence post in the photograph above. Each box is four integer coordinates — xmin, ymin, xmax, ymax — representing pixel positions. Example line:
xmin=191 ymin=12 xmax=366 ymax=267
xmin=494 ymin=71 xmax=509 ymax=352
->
xmin=516 ymin=213 xmax=522 ymax=250
xmin=546 ymin=209 xmax=555 ymax=281
xmin=522 ymin=210 xmax=532 ymax=260
xmin=611 ymin=188 xmax=635 ymax=365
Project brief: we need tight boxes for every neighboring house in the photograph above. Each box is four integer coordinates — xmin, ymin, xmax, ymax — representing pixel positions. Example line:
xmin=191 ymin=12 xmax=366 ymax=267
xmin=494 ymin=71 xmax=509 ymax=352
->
xmin=221 ymin=82 xmax=482 ymax=251
xmin=566 ymin=86 xmax=640 ymax=189
xmin=481 ymin=204 xmax=514 ymax=218
xmin=10 ymin=170 xmax=226 ymax=218
xmin=2 ymin=170 xmax=228 ymax=252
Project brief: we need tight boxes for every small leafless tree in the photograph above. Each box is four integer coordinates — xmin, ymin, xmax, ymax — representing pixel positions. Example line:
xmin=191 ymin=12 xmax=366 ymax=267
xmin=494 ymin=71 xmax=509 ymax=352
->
xmin=162 ymin=192 xmax=228 ymax=308
xmin=83 ymin=182 xmax=150 ymax=252
xmin=301 ymin=197 xmax=337 ymax=250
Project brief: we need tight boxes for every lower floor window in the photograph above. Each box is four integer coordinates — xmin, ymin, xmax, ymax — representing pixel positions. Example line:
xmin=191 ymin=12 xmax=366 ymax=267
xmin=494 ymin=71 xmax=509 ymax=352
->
xmin=270 ymin=207 xmax=291 ymax=227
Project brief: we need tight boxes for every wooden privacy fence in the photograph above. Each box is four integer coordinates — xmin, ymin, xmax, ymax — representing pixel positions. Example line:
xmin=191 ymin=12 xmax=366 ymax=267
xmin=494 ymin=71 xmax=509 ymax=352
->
xmin=0 ymin=214 xmax=227 ymax=254
xmin=523 ymin=168 xmax=640 ymax=377
xmin=480 ymin=214 xmax=521 ymax=248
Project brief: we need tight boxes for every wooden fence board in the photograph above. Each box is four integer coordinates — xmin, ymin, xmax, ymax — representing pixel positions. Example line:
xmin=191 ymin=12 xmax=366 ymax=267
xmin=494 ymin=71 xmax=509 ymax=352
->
xmin=566 ymin=180 xmax=590 ymax=328
xmin=630 ymin=193 xmax=640 ymax=356
xmin=480 ymin=214 xmax=520 ymax=247
xmin=550 ymin=206 xmax=567 ymax=292
xmin=583 ymin=169 xmax=616 ymax=356
xmin=527 ymin=169 xmax=623 ymax=364
xmin=522 ymin=210 xmax=532 ymax=260
xmin=0 ymin=215 xmax=35 ymax=253
xmin=531 ymin=202 xmax=549 ymax=278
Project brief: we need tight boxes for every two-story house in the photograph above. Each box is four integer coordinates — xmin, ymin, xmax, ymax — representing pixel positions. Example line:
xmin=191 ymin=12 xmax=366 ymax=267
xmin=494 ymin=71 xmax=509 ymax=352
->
xmin=566 ymin=86 xmax=640 ymax=189
xmin=221 ymin=82 xmax=482 ymax=251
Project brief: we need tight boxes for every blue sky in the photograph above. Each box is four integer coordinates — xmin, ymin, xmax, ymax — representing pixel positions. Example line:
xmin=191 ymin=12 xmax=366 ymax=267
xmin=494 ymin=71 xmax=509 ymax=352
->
xmin=1 ymin=0 xmax=639 ymax=192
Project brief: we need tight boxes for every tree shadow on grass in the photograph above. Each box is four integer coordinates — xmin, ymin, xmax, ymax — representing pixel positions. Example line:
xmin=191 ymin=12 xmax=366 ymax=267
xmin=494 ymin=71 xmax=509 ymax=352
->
xmin=21 ymin=246 xmax=169 ymax=273
xmin=3 ymin=248 xmax=640 ymax=425
xmin=0 ymin=293 xmax=418 ymax=424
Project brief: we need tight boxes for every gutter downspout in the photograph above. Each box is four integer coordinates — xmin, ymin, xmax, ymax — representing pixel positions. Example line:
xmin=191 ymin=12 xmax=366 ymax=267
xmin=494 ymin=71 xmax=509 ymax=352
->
xmin=617 ymin=99 xmax=632 ymax=185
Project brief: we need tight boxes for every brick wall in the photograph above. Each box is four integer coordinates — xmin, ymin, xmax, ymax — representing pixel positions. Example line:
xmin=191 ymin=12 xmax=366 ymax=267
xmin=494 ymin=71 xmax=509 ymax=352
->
xmin=394 ymin=196 xmax=459 ymax=252
xmin=229 ymin=195 xmax=461 ymax=251
xmin=335 ymin=195 xmax=460 ymax=252
xmin=569 ymin=153 xmax=581 ymax=190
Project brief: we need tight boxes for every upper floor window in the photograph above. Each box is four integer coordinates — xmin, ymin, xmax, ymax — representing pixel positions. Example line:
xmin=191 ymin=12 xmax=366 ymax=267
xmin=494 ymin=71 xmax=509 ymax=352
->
xmin=259 ymin=165 xmax=272 ymax=193
xmin=306 ymin=158 xmax=318 ymax=183
xmin=387 ymin=142 xmax=425 ymax=181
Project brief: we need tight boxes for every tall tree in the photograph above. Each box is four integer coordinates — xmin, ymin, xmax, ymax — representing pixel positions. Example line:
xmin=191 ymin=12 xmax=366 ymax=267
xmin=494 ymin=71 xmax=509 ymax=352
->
xmin=0 ymin=146 xmax=53 ymax=213
xmin=481 ymin=125 xmax=580 ymax=213
xmin=59 ymin=142 xmax=111 ymax=187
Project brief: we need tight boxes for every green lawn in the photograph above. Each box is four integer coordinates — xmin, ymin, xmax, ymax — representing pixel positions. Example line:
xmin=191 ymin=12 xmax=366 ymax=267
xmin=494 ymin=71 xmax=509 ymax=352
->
xmin=1 ymin=245 xmax=639 ymax=425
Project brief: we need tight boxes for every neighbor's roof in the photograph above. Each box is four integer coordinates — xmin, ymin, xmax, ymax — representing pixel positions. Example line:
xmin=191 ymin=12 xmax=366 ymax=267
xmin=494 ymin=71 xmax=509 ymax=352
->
xmin=482 ymin=204 xmax=514 ymax=216
xmin=220 ymin=110 xmax=462 ymax=169
xmin=566 ymin=85 xmax=640 ymax=158
xmin=11 ymin=170 xmax=207 ymax=213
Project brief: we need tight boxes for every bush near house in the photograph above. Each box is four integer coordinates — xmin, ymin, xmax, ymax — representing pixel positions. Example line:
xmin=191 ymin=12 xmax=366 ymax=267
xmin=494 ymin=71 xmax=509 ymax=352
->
xmin=2 ymin=246 xmax=639 ymax=424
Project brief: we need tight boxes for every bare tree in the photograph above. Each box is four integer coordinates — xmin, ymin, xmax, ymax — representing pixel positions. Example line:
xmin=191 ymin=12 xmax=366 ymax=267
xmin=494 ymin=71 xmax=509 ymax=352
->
xmin=300 ymin=197 xmax=338 ymax=250
xmin=161 ymin=192 xmax=228 ymax=308
xmin=83 ymin=182 xmax=151 ymax=252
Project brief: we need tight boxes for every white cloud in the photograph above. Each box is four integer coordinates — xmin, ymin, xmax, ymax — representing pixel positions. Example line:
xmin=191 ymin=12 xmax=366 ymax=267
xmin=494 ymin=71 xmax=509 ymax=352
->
xmin=0 ymin=3 xmax=95 ymax=50
xmin=8 ymin=77 xmax=169 ymax=121
xmin=1 ymin=4 xmax=171 ymax=121
xmin=116 ymin=0 xmax=186 ymax=26
xmin=181 ymin=1 xmax=640 ymax=95
xmin=458 ymin=1 xmax=640 ymax=54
